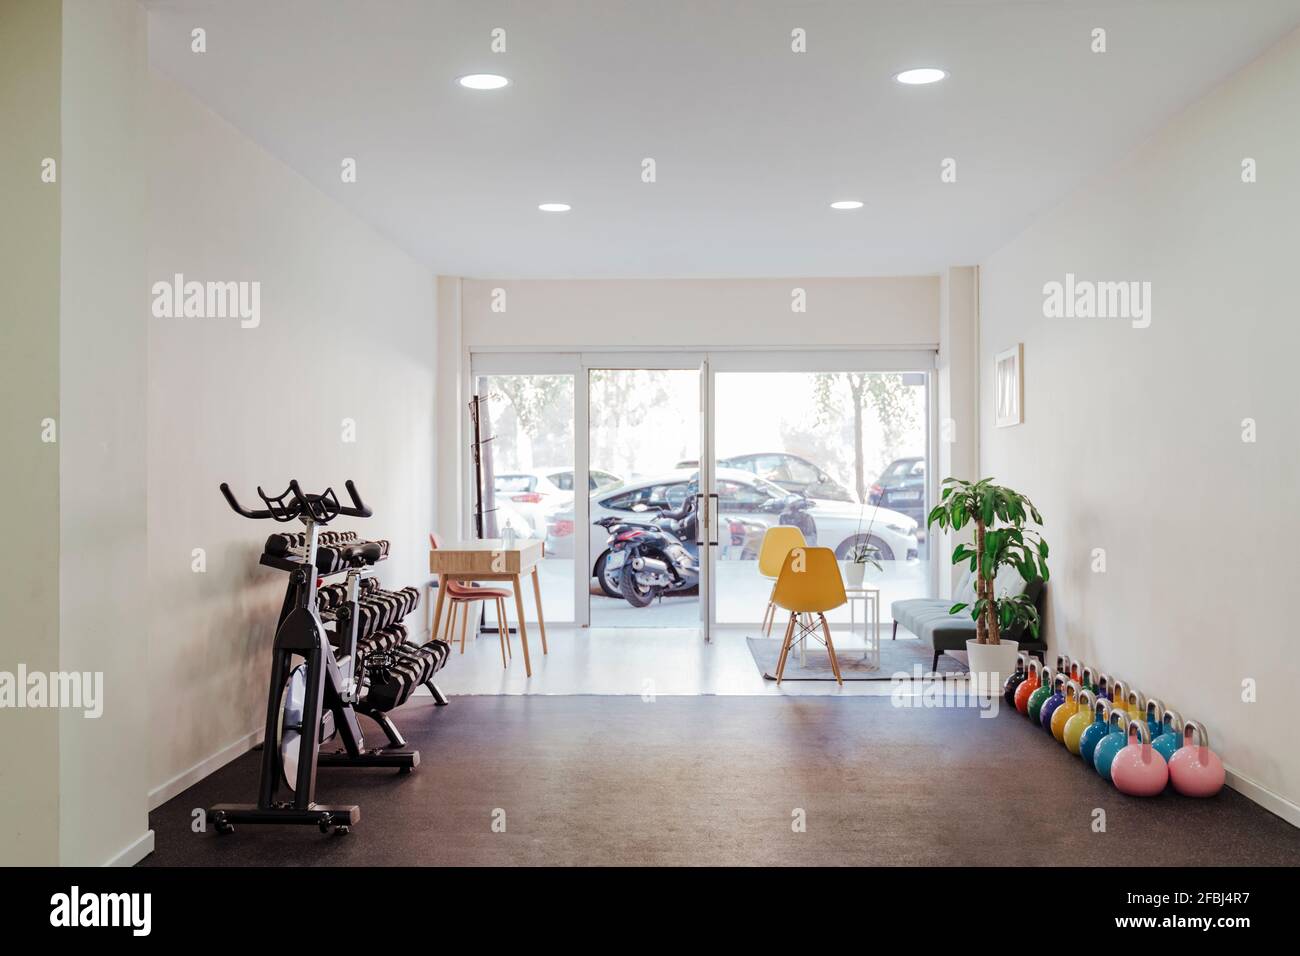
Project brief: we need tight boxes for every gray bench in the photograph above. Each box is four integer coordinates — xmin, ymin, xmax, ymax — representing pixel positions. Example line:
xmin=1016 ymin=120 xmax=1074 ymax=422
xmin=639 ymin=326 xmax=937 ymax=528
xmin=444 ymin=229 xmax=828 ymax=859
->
xmin=891 ymin=565 xmax=1046 ymax=671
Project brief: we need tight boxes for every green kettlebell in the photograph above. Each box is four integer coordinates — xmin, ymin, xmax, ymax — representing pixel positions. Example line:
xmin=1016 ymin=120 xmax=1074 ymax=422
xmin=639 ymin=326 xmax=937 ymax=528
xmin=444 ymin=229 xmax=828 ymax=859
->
xmin=1080 ymin=665 xmax=1098 ymax=695
xmin=1027 ymin=668 xmax=1057 ymax=724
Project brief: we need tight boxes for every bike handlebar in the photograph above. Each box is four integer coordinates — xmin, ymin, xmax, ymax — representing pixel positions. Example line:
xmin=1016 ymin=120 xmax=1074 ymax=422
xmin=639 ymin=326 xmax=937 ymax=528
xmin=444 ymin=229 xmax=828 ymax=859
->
xmin=219 ymin=480 xmax=372 ymax=522
xmin=220 ymin=482 xmax=273 ymax=519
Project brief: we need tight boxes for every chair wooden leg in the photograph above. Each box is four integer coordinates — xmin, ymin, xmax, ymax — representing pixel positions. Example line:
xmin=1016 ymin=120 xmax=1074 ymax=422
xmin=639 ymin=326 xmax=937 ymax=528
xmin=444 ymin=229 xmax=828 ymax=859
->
xmin=496 ymin=597 xmax=509 ymax=668
xmin=763 ymin=582 xmax=777 ymax=635
xmin=775 ymin=613 xmax=796 ymax=683
xmin=499 ymin=598 xmax=512 ymax=659
xmin=458 ymin=601 xmax=470 ymax=654
xmin=820 ymin=613 xmax=843 ymax=685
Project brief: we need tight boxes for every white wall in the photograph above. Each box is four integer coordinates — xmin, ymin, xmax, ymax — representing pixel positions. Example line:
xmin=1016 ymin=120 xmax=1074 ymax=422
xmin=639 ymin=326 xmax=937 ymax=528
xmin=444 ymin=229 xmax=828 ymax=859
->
xmin=146 ymin=73 xmax=437 ymax=806
xmin=980 ymin=29 xmax=1300 ymax=816
xmin=438 ymin=275 xmax=939 ymax=532
xmin=936 ymin=266 xmax=979 ymax=598
xmin=59 ymin=0 xmax=151 ymax=867
xmin=460 ymin=276 xmax=938 ymax=350
xmin=0 ymin=0 xmax=63 ymax=867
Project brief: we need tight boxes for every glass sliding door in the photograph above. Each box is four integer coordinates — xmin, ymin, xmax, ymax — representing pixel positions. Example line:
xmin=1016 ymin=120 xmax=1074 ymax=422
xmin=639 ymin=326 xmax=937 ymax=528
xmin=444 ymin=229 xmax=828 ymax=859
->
xmin=468 ymin=351 xmax=935 ymax=634
xmin=473 ymin=372 xmax=575 ymax=623
xmin=711 ymin=368 xmax=931 ymax=625
xmin=584 ymin=365 xmax=702 ymax=627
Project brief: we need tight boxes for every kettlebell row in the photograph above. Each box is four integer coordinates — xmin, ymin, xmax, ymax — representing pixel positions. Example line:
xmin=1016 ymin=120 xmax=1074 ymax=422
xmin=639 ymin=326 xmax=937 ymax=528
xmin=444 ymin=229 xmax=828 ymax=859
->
xmin=1003 ymin=653 xmax=1225 ymax=798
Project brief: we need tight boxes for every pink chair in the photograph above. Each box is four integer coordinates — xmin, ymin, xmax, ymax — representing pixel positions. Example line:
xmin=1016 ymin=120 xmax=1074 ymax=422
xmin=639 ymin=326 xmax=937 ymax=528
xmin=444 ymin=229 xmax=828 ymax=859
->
xmin=430 ymin=533 xmax=514 ymax=667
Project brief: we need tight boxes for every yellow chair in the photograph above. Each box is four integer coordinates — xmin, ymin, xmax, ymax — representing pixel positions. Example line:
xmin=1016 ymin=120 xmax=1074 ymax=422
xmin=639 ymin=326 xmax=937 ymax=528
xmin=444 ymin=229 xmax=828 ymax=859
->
xmin=772 ymin=546 xmax=846 ymax=685
xmin=757 ymin=525 xmax=807 ymax=635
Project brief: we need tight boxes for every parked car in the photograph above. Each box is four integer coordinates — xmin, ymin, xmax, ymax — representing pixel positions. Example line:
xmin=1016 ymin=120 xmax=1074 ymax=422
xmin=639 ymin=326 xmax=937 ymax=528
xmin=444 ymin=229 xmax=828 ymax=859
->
xmin=547 ymin=468 xmax=918 ymax=582
xmin=480 ymin=500 xmax=541 ymax=539
xmin=493 ymin=467 xmax=622 ymax=536
xmin=676 ymin=453 xmax=855 ymax=502
xmin=869 ymin=456 xmax=926 ymax=527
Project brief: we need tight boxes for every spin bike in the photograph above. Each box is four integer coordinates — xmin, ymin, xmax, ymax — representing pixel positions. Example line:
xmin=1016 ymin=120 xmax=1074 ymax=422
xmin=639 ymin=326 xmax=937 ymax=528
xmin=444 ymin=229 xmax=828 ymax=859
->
xmin=211 ymin=479 xmax=441 ymax=835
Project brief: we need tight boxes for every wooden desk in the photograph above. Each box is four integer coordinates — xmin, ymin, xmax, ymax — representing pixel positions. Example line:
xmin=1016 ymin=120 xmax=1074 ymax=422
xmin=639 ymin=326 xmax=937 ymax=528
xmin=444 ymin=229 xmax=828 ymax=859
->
xmin=429 ymin=539 xmax=547 ymax=676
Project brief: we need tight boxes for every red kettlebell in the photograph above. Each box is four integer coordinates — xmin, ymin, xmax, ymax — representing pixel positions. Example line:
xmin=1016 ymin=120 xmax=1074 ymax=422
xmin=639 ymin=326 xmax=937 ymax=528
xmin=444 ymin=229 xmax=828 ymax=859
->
xmin=1014 ymin=659 xmax=1042 ymax=715
xmin=1111 ymin=719 xmax=1169 ymax=796
xmin=1168 ymin=720 xmax=1225 ymax=798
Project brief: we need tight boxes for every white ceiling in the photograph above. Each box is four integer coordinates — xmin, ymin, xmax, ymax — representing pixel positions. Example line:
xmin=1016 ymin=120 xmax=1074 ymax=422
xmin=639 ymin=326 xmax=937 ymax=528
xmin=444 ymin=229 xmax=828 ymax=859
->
xmin=144 ymin=0 xmax=1300 ymax=278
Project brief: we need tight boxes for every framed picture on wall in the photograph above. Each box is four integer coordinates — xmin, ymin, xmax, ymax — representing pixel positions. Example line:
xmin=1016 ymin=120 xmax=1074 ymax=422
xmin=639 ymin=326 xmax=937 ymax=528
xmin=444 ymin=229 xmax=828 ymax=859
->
xmin=994 ymin=344 xmax=1024 ymax=428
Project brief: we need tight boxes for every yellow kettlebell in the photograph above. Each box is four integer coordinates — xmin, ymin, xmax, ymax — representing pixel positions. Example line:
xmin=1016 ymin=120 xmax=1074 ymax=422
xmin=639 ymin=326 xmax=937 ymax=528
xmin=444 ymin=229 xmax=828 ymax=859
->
xmin=1124 ymin=687 xmax=1146 ymax=719
xmin=1063 ymin=688 xmax=1096 ymax=754
xmin=1109 ymin=678 xmax=1130 ymax=716
xmin=1051 ymin=679 xmax=1082 ymax=744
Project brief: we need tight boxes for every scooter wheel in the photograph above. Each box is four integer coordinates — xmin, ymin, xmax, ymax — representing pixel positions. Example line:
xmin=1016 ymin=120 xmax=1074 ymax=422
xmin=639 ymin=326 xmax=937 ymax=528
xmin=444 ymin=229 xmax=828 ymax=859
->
xmin=619 ymin=563 xmax=660 ymax=608
xmin=595 ymin=552 xmax=622 ymax=598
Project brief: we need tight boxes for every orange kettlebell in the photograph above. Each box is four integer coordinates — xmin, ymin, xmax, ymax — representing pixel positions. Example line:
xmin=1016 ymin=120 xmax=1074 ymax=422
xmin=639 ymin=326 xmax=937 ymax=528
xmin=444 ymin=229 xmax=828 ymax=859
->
xmin=1014 ymin=659 xmax=1042 ymax=715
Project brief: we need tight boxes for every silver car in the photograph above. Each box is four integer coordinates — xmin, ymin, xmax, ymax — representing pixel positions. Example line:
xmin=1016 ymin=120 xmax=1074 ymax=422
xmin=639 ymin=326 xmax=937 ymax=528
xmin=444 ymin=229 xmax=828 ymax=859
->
xmin=546 ymin=468 xmax=919 ymax=587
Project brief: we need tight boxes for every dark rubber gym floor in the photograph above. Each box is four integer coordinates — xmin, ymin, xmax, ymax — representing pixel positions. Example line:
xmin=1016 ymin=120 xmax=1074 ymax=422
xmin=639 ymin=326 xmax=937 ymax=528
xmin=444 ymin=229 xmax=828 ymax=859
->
xmin=144 ymin=695 xmax=1300 ymax=866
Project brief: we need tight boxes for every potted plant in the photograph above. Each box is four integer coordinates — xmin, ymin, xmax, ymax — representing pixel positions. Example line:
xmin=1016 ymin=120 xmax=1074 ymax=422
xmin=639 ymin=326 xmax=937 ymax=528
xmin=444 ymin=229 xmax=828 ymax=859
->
xmin=842 ymin=542 xmax=882 ymax=588
xmin=927 ymin=478 xmax=1049 ymax=687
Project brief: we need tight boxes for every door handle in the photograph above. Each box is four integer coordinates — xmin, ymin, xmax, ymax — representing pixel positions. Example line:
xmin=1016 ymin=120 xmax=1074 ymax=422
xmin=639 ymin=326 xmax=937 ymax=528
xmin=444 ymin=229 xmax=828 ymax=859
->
xmin=695 ymin=493 xmax=720 ymax=547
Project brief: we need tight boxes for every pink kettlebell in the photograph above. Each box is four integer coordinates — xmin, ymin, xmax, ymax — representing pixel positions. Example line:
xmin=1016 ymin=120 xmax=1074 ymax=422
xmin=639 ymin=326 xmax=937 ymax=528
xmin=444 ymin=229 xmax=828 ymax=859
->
xmin=1110 ymin=719 xmax=1169 ymax=797
xmin=1167 ymin=720 xmax=1225 ymax=797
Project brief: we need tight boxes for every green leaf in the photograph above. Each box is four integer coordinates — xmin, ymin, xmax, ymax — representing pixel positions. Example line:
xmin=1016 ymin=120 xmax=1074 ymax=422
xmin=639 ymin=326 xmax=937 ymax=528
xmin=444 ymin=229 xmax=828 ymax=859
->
xmin=949 ymin=602 xmax=968 ymax=615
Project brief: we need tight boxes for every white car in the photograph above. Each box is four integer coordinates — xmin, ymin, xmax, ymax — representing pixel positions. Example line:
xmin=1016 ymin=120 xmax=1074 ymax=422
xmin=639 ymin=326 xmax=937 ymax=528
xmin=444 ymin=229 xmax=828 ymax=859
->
xmin=546 ymin=468 xmax=919 ymax=583
xmin=492 ymin=467 xmax=621 ymax=538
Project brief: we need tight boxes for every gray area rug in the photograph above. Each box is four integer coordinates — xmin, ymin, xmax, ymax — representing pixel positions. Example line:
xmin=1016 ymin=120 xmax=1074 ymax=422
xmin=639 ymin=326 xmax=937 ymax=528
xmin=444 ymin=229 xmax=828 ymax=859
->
xmin=747 ymin=635 xmax=968 ymax=680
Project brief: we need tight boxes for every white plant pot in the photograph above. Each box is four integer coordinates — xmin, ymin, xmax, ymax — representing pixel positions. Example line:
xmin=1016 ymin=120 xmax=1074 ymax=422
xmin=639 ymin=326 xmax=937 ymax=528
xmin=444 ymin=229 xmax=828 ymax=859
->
xmin=965 ymin=639 xmax=1019 ymax=696
xmin=843 ymin=561 xmax=866 ymax=588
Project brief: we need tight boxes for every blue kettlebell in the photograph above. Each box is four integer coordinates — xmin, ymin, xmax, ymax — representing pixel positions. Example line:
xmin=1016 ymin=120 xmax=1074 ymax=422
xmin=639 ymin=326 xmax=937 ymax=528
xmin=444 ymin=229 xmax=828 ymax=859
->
xmin=1152 ymin=708 xmax=1184 ymax=764
xmin=1094 ymin=671 xmax=1112 ymax=702
xmin=1092 ymin=708 xmax=1131 ymax=782
xmin=1144 ymin=697 xmax=1165 ymax=741
xmin=1039 ymin=674 xmax=1067 ymax=732
xmin=1078 ymin=696 xmax=1114 ymax=768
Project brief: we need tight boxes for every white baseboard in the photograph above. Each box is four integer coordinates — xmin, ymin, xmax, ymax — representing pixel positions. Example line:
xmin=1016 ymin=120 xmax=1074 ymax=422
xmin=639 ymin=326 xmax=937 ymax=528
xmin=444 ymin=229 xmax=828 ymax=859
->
xmin=148 ymin=728 xmax=263 ymax=810
xmin=105 ymin=829 xmax=155 ymax=867
xmin=1225 ymin=765 xmax=1300 ymax=828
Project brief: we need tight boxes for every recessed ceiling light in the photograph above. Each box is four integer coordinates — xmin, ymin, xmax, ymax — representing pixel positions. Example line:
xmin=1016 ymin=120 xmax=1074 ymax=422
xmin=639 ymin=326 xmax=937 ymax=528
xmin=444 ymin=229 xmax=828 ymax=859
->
xmin=538 ymin=203 xmax=571 ymax=212
xmin=830 ymin=200 xmax=864 ymax=210
xmin=457 ymin=73 xmax=510 ymax=90
xmin=894 ymin=68 xmax=947 ymax=85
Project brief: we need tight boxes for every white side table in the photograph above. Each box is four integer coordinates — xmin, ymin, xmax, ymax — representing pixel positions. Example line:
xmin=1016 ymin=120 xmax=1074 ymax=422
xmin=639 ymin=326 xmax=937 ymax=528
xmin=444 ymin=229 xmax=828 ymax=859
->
xmin=846 ymin=585 xmax=881 ymax=670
